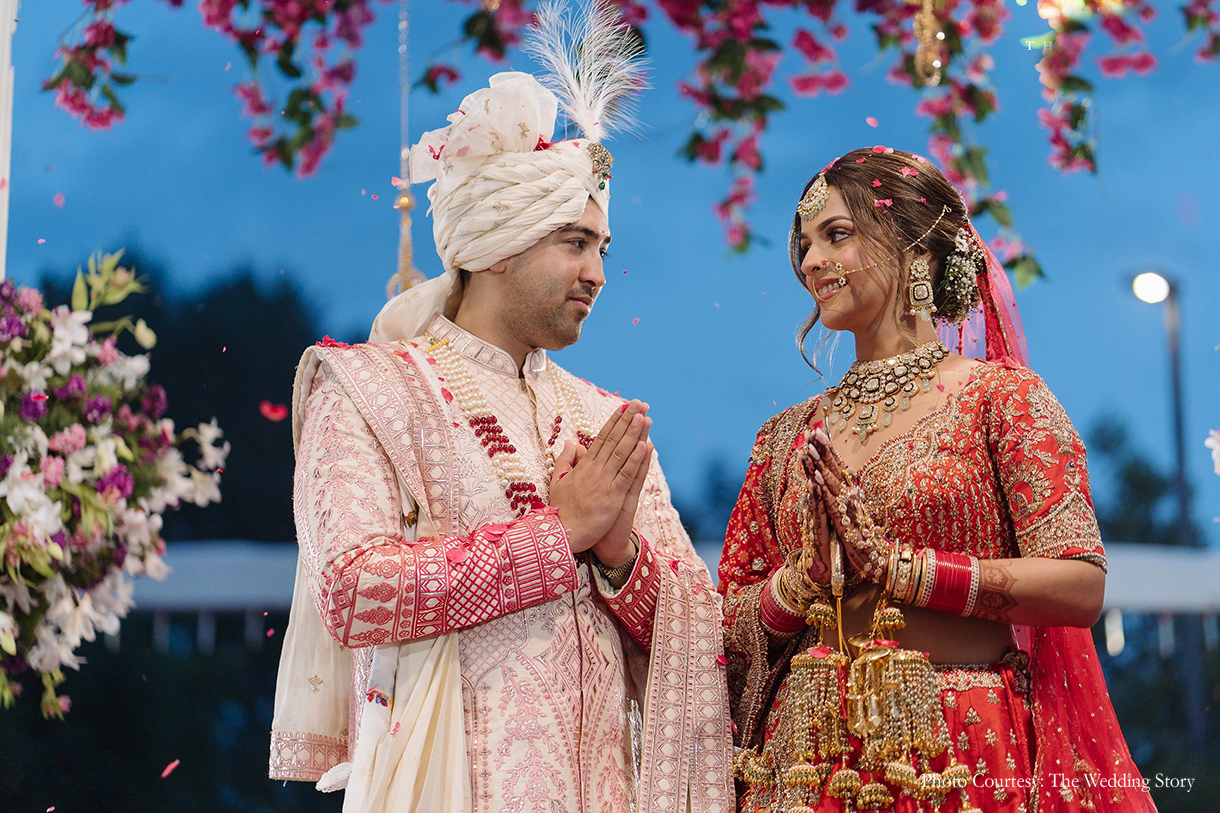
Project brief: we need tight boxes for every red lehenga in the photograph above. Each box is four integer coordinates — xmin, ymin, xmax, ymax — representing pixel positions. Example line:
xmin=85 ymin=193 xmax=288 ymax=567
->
xmin=719 ymin=249 xmax=1157 ymax=813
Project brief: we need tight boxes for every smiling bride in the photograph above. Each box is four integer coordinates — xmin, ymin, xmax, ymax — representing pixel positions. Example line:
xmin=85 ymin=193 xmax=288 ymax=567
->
xmin=717 ymin=146 xmax=1156 ymax=813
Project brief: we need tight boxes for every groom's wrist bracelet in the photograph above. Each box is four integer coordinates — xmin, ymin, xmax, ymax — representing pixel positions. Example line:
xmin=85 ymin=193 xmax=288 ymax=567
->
xmin=594 ymin=532 xmax=639 ymax=583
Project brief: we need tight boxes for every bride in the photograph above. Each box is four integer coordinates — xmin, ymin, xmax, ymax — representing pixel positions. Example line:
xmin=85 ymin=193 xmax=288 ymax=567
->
xmin=718 ymin=146 xmax=1156 ymax=813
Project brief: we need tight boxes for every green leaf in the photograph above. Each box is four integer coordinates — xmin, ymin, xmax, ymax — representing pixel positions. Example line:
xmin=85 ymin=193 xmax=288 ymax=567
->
xmin=71 ymin=271 xmax=88 ymax=312
xmin=111 ymin=73 xmax=136 ymax=86
xmin=334 ymin=114 xmax=359 ymax=130
xmin=989 ymin=202 xmax=1013 ymax=229
xmin=1060 ymin=75 xmax=1093 ymax=94
xmin=64 ymin=60 xmax=95 ymax=90
xmin=108 ymin=38 xmax=129 ymax=66
xmin=273 ymin=138 xmax=295 ymax=169
xmin=961 ymin=146 xmax=990 ymax=186
xmin=752 ymin=95 xmax=785 ymax=115
xmin=43 ymin=68 xmax=68 ymax=92
xmin=100 ymin=85 xmax=126 ymax=115
xmin=1009 ymin=255 xmax=1045 ymax=287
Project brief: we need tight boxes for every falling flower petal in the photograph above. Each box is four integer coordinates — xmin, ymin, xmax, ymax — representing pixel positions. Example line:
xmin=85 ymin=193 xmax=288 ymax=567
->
xmin=266 ymin=628 xmax=275 ymax=637
xmin=440 ymin=387 xmax=454 ymax=403
xmin=53 ymin=193 xmax=65 ymax=207
xmin=716 ymin=654 xmax=728 ymax=665
xmin=37 ymin=238 xmax=46 ymax=244
xmin=392 ymin=176 xmax=405 ymax=187
xmin=371 ymin=194 xmax=379 ymax=200
xmin=866 ymin=117 xmax=878 ymax=127
xmin=161 ymin=759 xmax=180 ymax=778
xmin=390 ymin=722 xmax=401 ymax=735
xmin=632 ymin=318 xmax=640 ymax=325
xmin=260 ymin=401 xmax=289 ymax=422
xmin=446 ymin=547 xmax=469 ymax=564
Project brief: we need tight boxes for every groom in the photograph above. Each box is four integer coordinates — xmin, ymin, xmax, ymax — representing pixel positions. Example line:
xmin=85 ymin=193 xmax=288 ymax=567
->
xmin=268 ymin=13 xmax=733 ymax=813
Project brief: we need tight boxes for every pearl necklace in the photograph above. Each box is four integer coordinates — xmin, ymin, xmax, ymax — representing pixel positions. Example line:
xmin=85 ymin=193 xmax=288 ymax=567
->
xmin=823 ymin=340 xmax=949 ymax=443
xmin=423 ymin=336 xmax=594 ymax=516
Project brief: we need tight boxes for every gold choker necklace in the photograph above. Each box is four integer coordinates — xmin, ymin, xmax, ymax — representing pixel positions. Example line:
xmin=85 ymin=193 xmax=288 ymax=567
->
xmin=824 ymin=340 xmax=949 ymax=442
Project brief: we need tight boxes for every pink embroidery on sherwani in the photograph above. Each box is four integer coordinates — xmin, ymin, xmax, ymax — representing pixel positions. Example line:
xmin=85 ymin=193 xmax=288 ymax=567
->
xmin=598 ymin=532 xmax=662 ymax=649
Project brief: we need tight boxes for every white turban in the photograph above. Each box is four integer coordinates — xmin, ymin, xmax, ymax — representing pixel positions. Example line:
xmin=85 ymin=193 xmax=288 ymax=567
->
xmin=371 ymin=71 xmax=611 ymax=343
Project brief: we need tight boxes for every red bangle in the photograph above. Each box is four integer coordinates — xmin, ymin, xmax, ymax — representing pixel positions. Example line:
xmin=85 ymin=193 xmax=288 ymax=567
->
xmin=759 ymin=573 xmax=806 ymax=637
xmin=924 ymin=550 xmax=976 ymax=616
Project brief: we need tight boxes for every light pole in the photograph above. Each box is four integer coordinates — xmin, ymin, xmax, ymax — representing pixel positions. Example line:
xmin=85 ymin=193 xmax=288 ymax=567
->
xmin=1132 ymin=269 xmax=1207 ymax=749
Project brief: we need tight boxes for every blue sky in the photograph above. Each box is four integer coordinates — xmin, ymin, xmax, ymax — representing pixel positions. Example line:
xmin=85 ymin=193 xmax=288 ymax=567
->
xmin=8 ymin=1 xmax=1220 ymax=543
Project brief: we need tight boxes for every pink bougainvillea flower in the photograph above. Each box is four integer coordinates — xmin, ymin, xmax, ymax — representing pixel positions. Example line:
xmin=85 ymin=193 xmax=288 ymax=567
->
xmin=872 ymin=179 xmax=882 ymax=187
xmin=874 ymin=198 xmax=893 ymax=207
xmin=259 ymin=401 xmax=289 ymax=422
xmin=901 ymin=167 xmax=920 ymax=177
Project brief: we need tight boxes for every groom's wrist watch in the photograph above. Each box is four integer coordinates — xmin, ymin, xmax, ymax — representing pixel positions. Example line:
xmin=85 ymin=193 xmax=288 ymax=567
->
xmin=594 ymin=531 xmax=639 ymax=583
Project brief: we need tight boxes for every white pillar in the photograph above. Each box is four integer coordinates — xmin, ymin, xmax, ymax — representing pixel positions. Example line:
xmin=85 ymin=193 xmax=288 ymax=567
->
xmin=0 ymin=1 xmax=17 ymax=281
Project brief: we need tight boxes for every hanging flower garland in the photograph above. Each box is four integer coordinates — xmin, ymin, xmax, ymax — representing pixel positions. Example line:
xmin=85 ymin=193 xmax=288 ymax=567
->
xmin=418 ymin=0 xmax=1216 ymax=277
xmin=0 ymin=252 xmax=229 ymax=717
xmin=43 ymin=0 xmax=1218 ymax=257
xmin=45 ymin=0 xmax=387 ymax=176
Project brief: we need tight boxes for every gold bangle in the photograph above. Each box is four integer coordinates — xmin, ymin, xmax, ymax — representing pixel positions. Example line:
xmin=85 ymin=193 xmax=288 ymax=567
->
xmin=914 ymin=549 xmax=937 ymax=608
xmin=771 ymin=568 xmax=808 ymax=616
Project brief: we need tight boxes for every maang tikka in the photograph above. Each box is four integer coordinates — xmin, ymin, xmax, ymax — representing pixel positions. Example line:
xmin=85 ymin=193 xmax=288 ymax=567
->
xmin=797 ymin=174 xmax=830 ymax=221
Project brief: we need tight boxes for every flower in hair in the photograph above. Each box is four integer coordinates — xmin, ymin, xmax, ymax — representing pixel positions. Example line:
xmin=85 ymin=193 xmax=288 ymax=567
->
xmin=872 ymin=179 xmax=882 ymax=187
xmin=874 ymin=198 xmax=893 ymax=207
xmin=872 ymin=145 xmax=894 ymax=154
xmin=855 ymin=157 xmax=867 ymax=163
xmin=902 ymin=167 xmax=920 ymax=177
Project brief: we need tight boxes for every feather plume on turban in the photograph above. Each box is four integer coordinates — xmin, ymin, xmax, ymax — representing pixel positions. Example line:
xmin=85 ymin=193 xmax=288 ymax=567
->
xmin=371 ymin=0 xmax=645 ymax=343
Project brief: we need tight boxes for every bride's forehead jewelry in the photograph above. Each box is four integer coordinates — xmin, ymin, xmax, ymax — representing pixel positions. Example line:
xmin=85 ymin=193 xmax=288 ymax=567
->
xmin=797 ymin=173 xmax=830 ymax=221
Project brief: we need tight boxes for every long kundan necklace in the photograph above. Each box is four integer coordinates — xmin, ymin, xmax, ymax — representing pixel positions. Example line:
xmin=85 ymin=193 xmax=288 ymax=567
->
xmin=824 ymin=340 xmax=949 ymax=443
xmin=423 ymin=335 xmax=594 ymax=516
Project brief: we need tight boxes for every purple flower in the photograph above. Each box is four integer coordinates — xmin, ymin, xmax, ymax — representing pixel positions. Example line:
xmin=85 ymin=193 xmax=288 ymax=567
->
xmin=15 ymin=288 xmax=43 ymax=314
xmin=142 ymin=385 xmax=168 ymax=420
xmin=0 ymin=455 xmax=11 ymax=479
xmin=19 ymin=392 xmax=48 ymax=422
xmin=54 ymin=374 xmax=88 ymax=401
xmin=96 ymin=464 xmax=134 ymax=500
xmin=0 ymin=279 xmax=14 ymax=301
xmin=84 ymin=395 xmax=112 ymax=424
xmin=0 ymin=312 xmax=28 ymax=342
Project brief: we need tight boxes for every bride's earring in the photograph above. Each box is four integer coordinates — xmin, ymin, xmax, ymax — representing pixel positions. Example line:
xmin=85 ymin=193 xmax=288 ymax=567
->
xmin=907 ymin=256 xmax=936 ymax=321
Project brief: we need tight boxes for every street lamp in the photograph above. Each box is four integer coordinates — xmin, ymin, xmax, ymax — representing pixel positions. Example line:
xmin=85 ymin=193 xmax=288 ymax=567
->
xmin=1131 ymin=268 xmax=1206 ymax=749
xmin=1132 ymin=271 xmax=1171 ymax=304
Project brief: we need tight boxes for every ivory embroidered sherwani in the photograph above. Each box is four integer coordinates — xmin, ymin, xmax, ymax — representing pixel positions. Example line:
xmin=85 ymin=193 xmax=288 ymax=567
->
xmin=270 ymin=315 xmax=733 ymax=813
